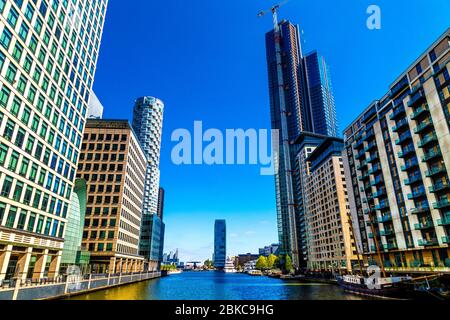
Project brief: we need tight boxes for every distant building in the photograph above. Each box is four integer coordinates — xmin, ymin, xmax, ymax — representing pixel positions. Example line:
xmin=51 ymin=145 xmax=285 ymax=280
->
xmin=162 ymin=248 xmax=180 ymax=265
xmin=214 ymin=220 xmax=226 ymax=269
xmin=235 ymin=253 xmax=260 ymax=267
xmin=258 ymin=244 xmax=280 ymax=257
xmin=87 ymin=91 xmax=104 ymax=119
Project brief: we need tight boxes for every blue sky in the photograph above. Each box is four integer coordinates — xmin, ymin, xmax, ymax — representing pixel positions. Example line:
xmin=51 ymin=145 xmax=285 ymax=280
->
xmin=92 ymin=0 xmax=449 ymax=261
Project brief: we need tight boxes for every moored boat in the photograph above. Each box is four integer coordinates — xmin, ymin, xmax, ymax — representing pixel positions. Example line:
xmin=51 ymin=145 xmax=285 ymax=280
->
xmin=336 ymin=274 xmax=413 ymax=299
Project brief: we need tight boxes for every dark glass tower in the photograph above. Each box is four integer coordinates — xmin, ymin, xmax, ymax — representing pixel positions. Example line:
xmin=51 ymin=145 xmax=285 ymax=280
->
xmin=214 ymin=220 xmax=226 ymax=269
xmin=265 ymin=20 xmax=338 ymax=269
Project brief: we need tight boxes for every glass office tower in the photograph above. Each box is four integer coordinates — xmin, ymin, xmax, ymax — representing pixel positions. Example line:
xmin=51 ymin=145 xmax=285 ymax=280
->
xmin=214 ymin=219 xmax=226 ymax=269
xmin=265 ymin=20 xmax=339 ymax=269
xmin=0 ymin=0 xmax=108 ymax=281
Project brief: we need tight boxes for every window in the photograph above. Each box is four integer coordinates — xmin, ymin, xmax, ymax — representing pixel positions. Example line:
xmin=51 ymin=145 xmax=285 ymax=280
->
xmin=1 ymin=176 xmax=13 ymax=197
xmin=0 ymin=87 xmax=11 ymax=107
xmin=0 ymin=27 xmax=13 ymax=50
xmin=6 ymin=206 xmax=17 ymax=228
xmin=0 ymin=143 xmax=8 ymax=165
xmin=7 ymin=7 xmax=19 ymax=28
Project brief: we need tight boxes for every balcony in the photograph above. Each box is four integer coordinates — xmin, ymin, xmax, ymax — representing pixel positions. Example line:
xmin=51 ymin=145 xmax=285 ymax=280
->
xmin=373 ymin=189 xmax=386 ymax=198
xmin=367 ymin=153 xmax=379 ymax=163
xmin=433 ymin=199 xmax=450 ymax=209
xmin=390 ymin=76 xmax=409 ymax=97
xmin=411 ymin=105 xmax=429 ymax=120
xmin=354 ymin=139 xmax=365 ymax=149
xmin=358 ymin=173 xmax=370 ymax=181
xmin=363 ymin=208 xmax=375 ymax=215
xmin=417 ymin=134 xmax=438 ymax=148
xmin=398 ymin=147 xmax=415 ymax=158
xmin=368 ymin=165 xmax=382 ymax=175
xmin=429 ymin=181 xmax=450 ymax=193
xmin=375 ymin=202 xmax=389 ymax=210
xmin=418 ymin=238 xmax=439 ymax=247
xmin=422 ymin=150 xmax=442 ymax=162
xmin=377 ymin=214 xmax=393 ymax=223
xmin=389 ymin=106 xmax=406 ymax=120
xmin=364 ymin=141 xmax=377 ymax=152
xmin=414 ymin=119 xmax=433 ymax=134
xmin=383 ymin=243 xmax=398 ymax=250
xmin=355 ymin=150 xmax=366 ymax=160
xmin=357 ymin=160 xmax=368 ymax=170
xmin=414 ymin=220 xmax=434 ymax=230
xmin=404 ymin=175 xmax=422 ymax=186
xmin=370 ymin=177 xmax=383 ymax=187
xmin=401 ymin=160 xmax=419 ymax=171
xmin=437 ymin=215 xmax=450 ymax=226
xmin=392 ymin=119 xmax=409 ymax=132
xmin=395 ymin=133 xmax=412 ymax=145
xmin=407 ymin=190 xmax=427 ymax=200
xmin=407 ymin=89 xmax=426 ymax=108
xmin=425 ymin=166 xmax=446 ymax=178
xmin=442 ymin=236 xmax=450 ymax=244
xmin=363 ymin=130 xmax=375 ymax=142
xmin=411 ymin=204 xmax=430 ymax=214
xmin=380 ymin=229 xmax=394 ymax=236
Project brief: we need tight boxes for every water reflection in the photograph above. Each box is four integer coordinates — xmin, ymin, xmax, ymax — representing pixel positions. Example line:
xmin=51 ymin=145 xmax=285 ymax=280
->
xmin=68 ymin=271 xmax=363 ymax=300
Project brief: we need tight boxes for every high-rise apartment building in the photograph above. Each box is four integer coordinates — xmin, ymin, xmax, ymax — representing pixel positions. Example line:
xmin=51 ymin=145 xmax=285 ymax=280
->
xmin=296 ymin=133 xmax=357 ymax=271
xmin=78 ymin=120 xmax=147 ymax=273
xmin=265 ymin=19 xmax=338 ymax=269
xmin=343 ymin=29 xmax=450 ymax=273
xmin=0 ymin=0 xmax=108 ymax=281
xmin=214 ymin=219 xmax=226 ymax=269
xmin=132 ymin=96 xmax=165 ymax=266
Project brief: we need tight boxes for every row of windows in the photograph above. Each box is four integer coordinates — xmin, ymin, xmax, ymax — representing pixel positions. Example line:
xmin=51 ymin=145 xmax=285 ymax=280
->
xmin=0 ymin=173 xmax=69 ymax=217
xmin=0 ymin=200 xmax=65 ymax=237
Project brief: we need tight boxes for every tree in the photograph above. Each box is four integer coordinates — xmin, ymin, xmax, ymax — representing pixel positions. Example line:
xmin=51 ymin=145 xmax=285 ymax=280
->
xmin=256 ymin=256 xmax=268 ymax=270
xmin=204 ymin=259 xmax=213 ymax=269
xmin=285 ymin=255 xmax=294 ymax=274
xmin=267 ymin=254 xmax=277 ymax=269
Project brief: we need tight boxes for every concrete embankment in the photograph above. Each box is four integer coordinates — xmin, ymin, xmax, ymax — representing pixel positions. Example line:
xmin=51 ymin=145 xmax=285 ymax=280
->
xmin=0 ymin=271 xmax=161 ymax=300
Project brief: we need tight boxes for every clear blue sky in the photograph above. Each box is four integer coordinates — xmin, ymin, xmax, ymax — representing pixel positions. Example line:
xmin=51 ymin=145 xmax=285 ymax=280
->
xmin=92 ymin=0 xmax=449 ymax=262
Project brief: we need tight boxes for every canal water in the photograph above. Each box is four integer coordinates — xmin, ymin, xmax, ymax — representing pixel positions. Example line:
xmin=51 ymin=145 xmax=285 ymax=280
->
xmin=67 ymin=271 xmax=363 ymax=300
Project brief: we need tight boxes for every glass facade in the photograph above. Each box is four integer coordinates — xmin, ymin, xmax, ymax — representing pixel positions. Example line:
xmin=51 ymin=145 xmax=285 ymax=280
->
xmin=0 ymin=0 xmax=108 ymax=281
xmin=132 ymin=96 xmax=165 ymax=264
xmin=61 ymin=178 xmax=88 ymax=270
xmin=265 ymin=20 xmax=339 ymax=268
xmin=214 ymin=219 xmax=226 ymax=269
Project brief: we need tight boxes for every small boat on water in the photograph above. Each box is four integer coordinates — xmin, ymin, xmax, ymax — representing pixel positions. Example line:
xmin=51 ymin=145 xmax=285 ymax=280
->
xmin=336 ymin=274 xmax=413 ymax=299
xmin=223 ymin=257 xmax=237 ymax=273
xmin=167 ymin=269 xmax=183 ymax=275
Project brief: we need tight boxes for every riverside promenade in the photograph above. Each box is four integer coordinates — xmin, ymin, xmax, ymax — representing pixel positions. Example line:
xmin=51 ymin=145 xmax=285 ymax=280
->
xmin=0 ymin=271 xmax=161 ymax=300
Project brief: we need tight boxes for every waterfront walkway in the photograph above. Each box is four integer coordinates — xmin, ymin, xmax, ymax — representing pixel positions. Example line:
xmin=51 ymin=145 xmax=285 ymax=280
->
xmin=0 ymin=271 xmax=161 ymax=300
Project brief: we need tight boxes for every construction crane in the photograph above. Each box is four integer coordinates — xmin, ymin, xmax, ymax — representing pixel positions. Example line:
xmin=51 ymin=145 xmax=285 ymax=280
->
xmin=258 ymin=1 xmax=300 ymax=271
xmin=257 ymin=1 xmax=289 ymax=32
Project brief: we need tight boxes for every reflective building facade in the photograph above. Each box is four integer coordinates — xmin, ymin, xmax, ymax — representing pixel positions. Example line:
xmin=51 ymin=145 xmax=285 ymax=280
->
xmin=0 ymin=0 xmax=108 ymax=281
xmin=214 ymin=219 xmax=226 ymax=269
xmin=265 ymin=20 xmax=338 ymax=269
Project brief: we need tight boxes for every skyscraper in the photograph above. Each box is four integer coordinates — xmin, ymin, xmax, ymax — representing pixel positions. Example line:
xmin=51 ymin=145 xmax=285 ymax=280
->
xmin=132 ymin=96 xmax=165 ymax=267
xmin=214 ymin=219 xmax=226 ymax=269
xmin=304 ymin=51 xmax=339 ymax=137
xmin=0 ymin=0 xmax=108 ymax=281
xmin=265 ymin=19 xmax=338 ymax=269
